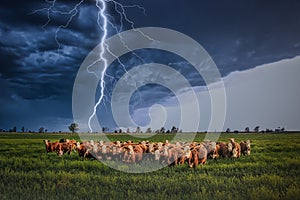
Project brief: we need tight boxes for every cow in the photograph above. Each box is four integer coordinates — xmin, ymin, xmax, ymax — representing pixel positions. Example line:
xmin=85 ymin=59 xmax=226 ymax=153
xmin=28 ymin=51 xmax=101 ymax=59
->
xmin=43 ymin=140 xmax=60 ymax=153
xmin=56 ymin=142 xmax=73 ymax=156
xmin=216 ymin=142 xmax=231 ymax=158
xmin=76 ymin=142 xmax=93 ymax=159
xmin=178 ymin=146 xmax=191 ymax=165
xmin=228 ymin=138 xmax=241 ymax=158
xmin=188 ymin=144 xmax=207 ymax=168
xmin=123 ymin=145 xmax=135 ymax=163
xmin=202 ymin=140 xmax=218 ymax=159
xmin=167 ymin=147 xmax=182 ymax=166
xmin=154 ymin=145 xmax=169 ymax=164
xmin=240 ymin=140 xmax=252 ymax=156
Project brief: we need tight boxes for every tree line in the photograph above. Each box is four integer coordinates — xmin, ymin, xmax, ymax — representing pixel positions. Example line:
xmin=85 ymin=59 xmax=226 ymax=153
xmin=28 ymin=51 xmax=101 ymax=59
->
xmin=0 ymin=123 xmax=286 ymax=134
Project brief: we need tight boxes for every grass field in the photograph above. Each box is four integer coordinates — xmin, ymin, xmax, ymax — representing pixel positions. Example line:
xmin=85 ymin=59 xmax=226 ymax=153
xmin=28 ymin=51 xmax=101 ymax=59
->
xmin=0 ymin=132 xmax=300 ymax=199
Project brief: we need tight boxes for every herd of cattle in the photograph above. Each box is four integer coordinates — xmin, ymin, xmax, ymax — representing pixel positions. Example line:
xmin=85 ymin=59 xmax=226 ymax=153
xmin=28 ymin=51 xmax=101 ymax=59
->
xmin=43 ymin=138 xmax=252 ymax=168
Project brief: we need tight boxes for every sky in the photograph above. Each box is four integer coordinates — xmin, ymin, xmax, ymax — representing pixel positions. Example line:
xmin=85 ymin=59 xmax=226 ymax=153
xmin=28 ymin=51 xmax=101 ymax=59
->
xmin=0 ymin=0 xmax=300 ymax=132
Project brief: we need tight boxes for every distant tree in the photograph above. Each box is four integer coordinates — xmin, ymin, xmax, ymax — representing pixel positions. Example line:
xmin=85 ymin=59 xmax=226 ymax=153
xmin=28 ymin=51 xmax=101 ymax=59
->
xmin=281 ymin=127 xmax=285 ymax=132
xmin=160 ymin=127 xmax=165 ymax=133
xmin=146 ymin=127 xmax=152 ymax=133
xmin=179 ymin=129 xmax=183 ymax=133
xmin=21 ymin=126 xmax=25 ymax=133
xmin=244 ymin=127 xmax=250 ymax=133
xmin=102 ymin=127 xmax=109 ymax=133
xmin=135 ymin=126 xmax=141 ymax=134
xmin=226 ymin=128 xmax=231 ymax=133
xmin=254 ymin=126 xmax=260 ymax=133
xmin=119 ymin=129 xmax=122 ymax=133
xmin=68 ymin=123 xmax=79 ymax=133
xmin=171 ymin=126 xmax=178 ymax=133
xmin=45 ymin=129 xmax=48 ymax=133
xmin=126 ymin=128 xmax=131 ymax=133
xmin=38 ymin=127 xmax=45 ymax=133
xmin=266 ymin=128 xmax=273 ymax=133
xmin=12 ymin=126 xmax=17 ymax=132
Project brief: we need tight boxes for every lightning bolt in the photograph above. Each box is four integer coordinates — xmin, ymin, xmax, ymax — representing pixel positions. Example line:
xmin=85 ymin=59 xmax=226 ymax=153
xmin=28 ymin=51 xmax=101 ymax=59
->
xmin=87 ymin=0 xmax=108 ymax=132
xmin=88 ymin=0 xmax=150 ymax=133
xmin=32 ymin=0 xmax=151 ymax=133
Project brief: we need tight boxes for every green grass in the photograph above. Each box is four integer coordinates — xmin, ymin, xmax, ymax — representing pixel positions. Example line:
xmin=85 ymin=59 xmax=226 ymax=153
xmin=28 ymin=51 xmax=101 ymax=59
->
xmin=0 ymin=132 xmax=300 ymax=199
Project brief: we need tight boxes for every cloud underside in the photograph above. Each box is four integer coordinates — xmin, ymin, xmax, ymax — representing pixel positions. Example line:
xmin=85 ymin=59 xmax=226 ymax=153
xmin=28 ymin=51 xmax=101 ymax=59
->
xmin=129 ymin=56 xmax=300 ymax=132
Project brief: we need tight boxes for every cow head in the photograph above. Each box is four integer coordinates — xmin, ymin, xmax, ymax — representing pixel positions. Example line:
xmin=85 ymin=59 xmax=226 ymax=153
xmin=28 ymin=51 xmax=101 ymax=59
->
xmin=212 ymin=146 xmax=219 ymax=159
xmin=76 ymin=142 xmax=81 ymax=149
xmin=183 ymin=146 xmax=191 ymax=159
xmin=227 ymin=142 xmax=233 ymax=152
xmin=56 ymin=144 xmax=64 ymax=156
xmin=101 ymin=145 xmax=107 ymax=154
xmin=128 ymin=145 xmax=134 ymax=154
xmin=163 ymin=146 xmax=169 ymax=156
xmin=43 ymin=140 xmax=51 ymax=152
xmin=232 ymin=148 xmax=238 ymax=158
xmin=148 ymin=143 xmax=154 ymax=153
xmin=90 ymin=140 xmax=94 ymax=146
xmin=154 ymin=149 xmax=160 ymax=160
xmin=245 ymin=140 xmax=252 ymax=155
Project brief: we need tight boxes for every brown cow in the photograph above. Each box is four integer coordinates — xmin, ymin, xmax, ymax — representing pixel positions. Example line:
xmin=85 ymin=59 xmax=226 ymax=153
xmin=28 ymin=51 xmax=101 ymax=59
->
xmin=178 ymin=146 xmax=191 ymax=165
xmin=216 ymin=142 xmax=231 ymax=158
xmin=229 ymin=138 xmax=241 ymax=158
xmin=202 ymin=140 xmax=218 ymax=159
xmin=188 ymin=144 xmax=207 ymax=168
xmin=123 ymin=145 xmax=135 ymax=163
xmin=56 ymin=139 xmax=78 ymax=156
xmin=240 ymin=140 xmax=252 ymax=156
xmin=76 ymin=142 xmax=92 ymax=159
xmin=167 ymin=147 xmax=183 ymax=166
xmin=43 ymin=140 xmax=60 ymax=153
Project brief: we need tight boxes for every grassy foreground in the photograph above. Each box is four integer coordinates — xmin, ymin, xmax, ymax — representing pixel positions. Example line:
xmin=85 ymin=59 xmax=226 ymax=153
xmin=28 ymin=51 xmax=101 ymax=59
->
xmin=0 ymin=132 xmax=299 ymax=199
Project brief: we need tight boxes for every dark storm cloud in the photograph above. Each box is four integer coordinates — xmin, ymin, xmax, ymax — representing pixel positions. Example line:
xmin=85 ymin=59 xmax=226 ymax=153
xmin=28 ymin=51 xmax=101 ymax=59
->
xmin=126 ymin=0 xmax=300 ymax=75
xmin=0 ymin=0 xmax=98 ymax=102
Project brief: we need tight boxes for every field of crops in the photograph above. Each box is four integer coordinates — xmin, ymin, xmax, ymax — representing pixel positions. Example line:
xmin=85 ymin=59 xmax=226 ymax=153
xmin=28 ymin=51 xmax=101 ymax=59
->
xmin=0 ymin=132 xmax=300 ymax=199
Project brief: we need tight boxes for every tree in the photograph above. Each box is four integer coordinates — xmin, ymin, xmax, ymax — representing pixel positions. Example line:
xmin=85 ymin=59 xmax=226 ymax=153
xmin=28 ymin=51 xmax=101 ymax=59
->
xmin=38 ymin=127 xmax=45 ymax=133
xmin=160 ymin=127 xmax=165 ymax=133
xmin=226 ymin=128 xmax=231 ymax=133
xmin=21 ymin=126 xmax=25 ymax=133
xmin=102 ymin=127 xmax=109 ymax=133
xmin=254 ymin=126 xmax=260 ymax=133
xmin=68 ymin=123 xmax=79 ymax=133
xmin=244 ymin=127 xmax=250 ymax=133
xmin=135 ymin=126 xmax=141 ymax=134
xmin=12 ymin=126 xmax=17 ymax=132
xmin=146 ymin=127 xmax=152 ymax=133
xmin=171 ymin=126 xmax=178 ymax=133
xmin=126 ymin=128 xmax=131 ymax=133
